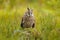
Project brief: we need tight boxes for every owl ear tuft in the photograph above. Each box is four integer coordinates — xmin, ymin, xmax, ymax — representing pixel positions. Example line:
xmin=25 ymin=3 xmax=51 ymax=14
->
xmin=27 ymin=8 xmax=30 ymax=11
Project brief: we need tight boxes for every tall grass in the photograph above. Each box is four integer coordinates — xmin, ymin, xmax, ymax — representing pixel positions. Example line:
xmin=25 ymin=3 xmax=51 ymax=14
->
xmin=0 ymin=3 xmax=60 ymax=40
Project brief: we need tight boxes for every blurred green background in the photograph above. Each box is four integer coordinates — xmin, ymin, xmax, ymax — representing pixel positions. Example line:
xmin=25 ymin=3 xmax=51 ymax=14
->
xmin=0 ymin=0 xmax=60 ymax=40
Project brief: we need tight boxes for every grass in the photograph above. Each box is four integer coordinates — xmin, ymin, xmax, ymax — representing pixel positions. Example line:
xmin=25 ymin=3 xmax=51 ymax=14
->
xmin=0 ymin=3 xmax=60 ymax=40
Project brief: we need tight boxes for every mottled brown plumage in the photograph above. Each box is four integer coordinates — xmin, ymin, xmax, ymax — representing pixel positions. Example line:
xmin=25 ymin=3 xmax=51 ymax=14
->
xmin=21 ymin=8 xmax=35 ymax=28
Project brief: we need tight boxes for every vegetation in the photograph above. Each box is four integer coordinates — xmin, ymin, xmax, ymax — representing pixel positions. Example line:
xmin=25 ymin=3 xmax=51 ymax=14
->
xmin=0 ymin=0 xmax=60 ymax=40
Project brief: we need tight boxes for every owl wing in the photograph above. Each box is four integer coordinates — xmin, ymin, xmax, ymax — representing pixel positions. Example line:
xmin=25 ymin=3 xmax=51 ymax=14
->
xmin=32 ymin=23 xmax=35 ymax=28
xmin=21 ymin=15 xmax=26 ymax=28
xmin=21 ymin=17 xmax=24 ymax=28
xmin=32 ymin=15 xmax=35 ymax=28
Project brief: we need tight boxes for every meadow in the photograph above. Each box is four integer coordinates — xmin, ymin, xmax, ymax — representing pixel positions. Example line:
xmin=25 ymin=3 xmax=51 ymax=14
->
xmin=0 ymin=0 xmax=60 ymax=40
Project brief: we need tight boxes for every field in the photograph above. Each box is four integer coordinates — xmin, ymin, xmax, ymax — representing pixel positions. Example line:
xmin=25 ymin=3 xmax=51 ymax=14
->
xmin=0 ymin=0 xmax=60 ymax=40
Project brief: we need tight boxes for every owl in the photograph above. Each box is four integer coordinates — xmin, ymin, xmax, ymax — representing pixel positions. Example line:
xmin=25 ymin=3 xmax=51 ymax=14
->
xmin=21 ymin=8 xmax=35 ymax=28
